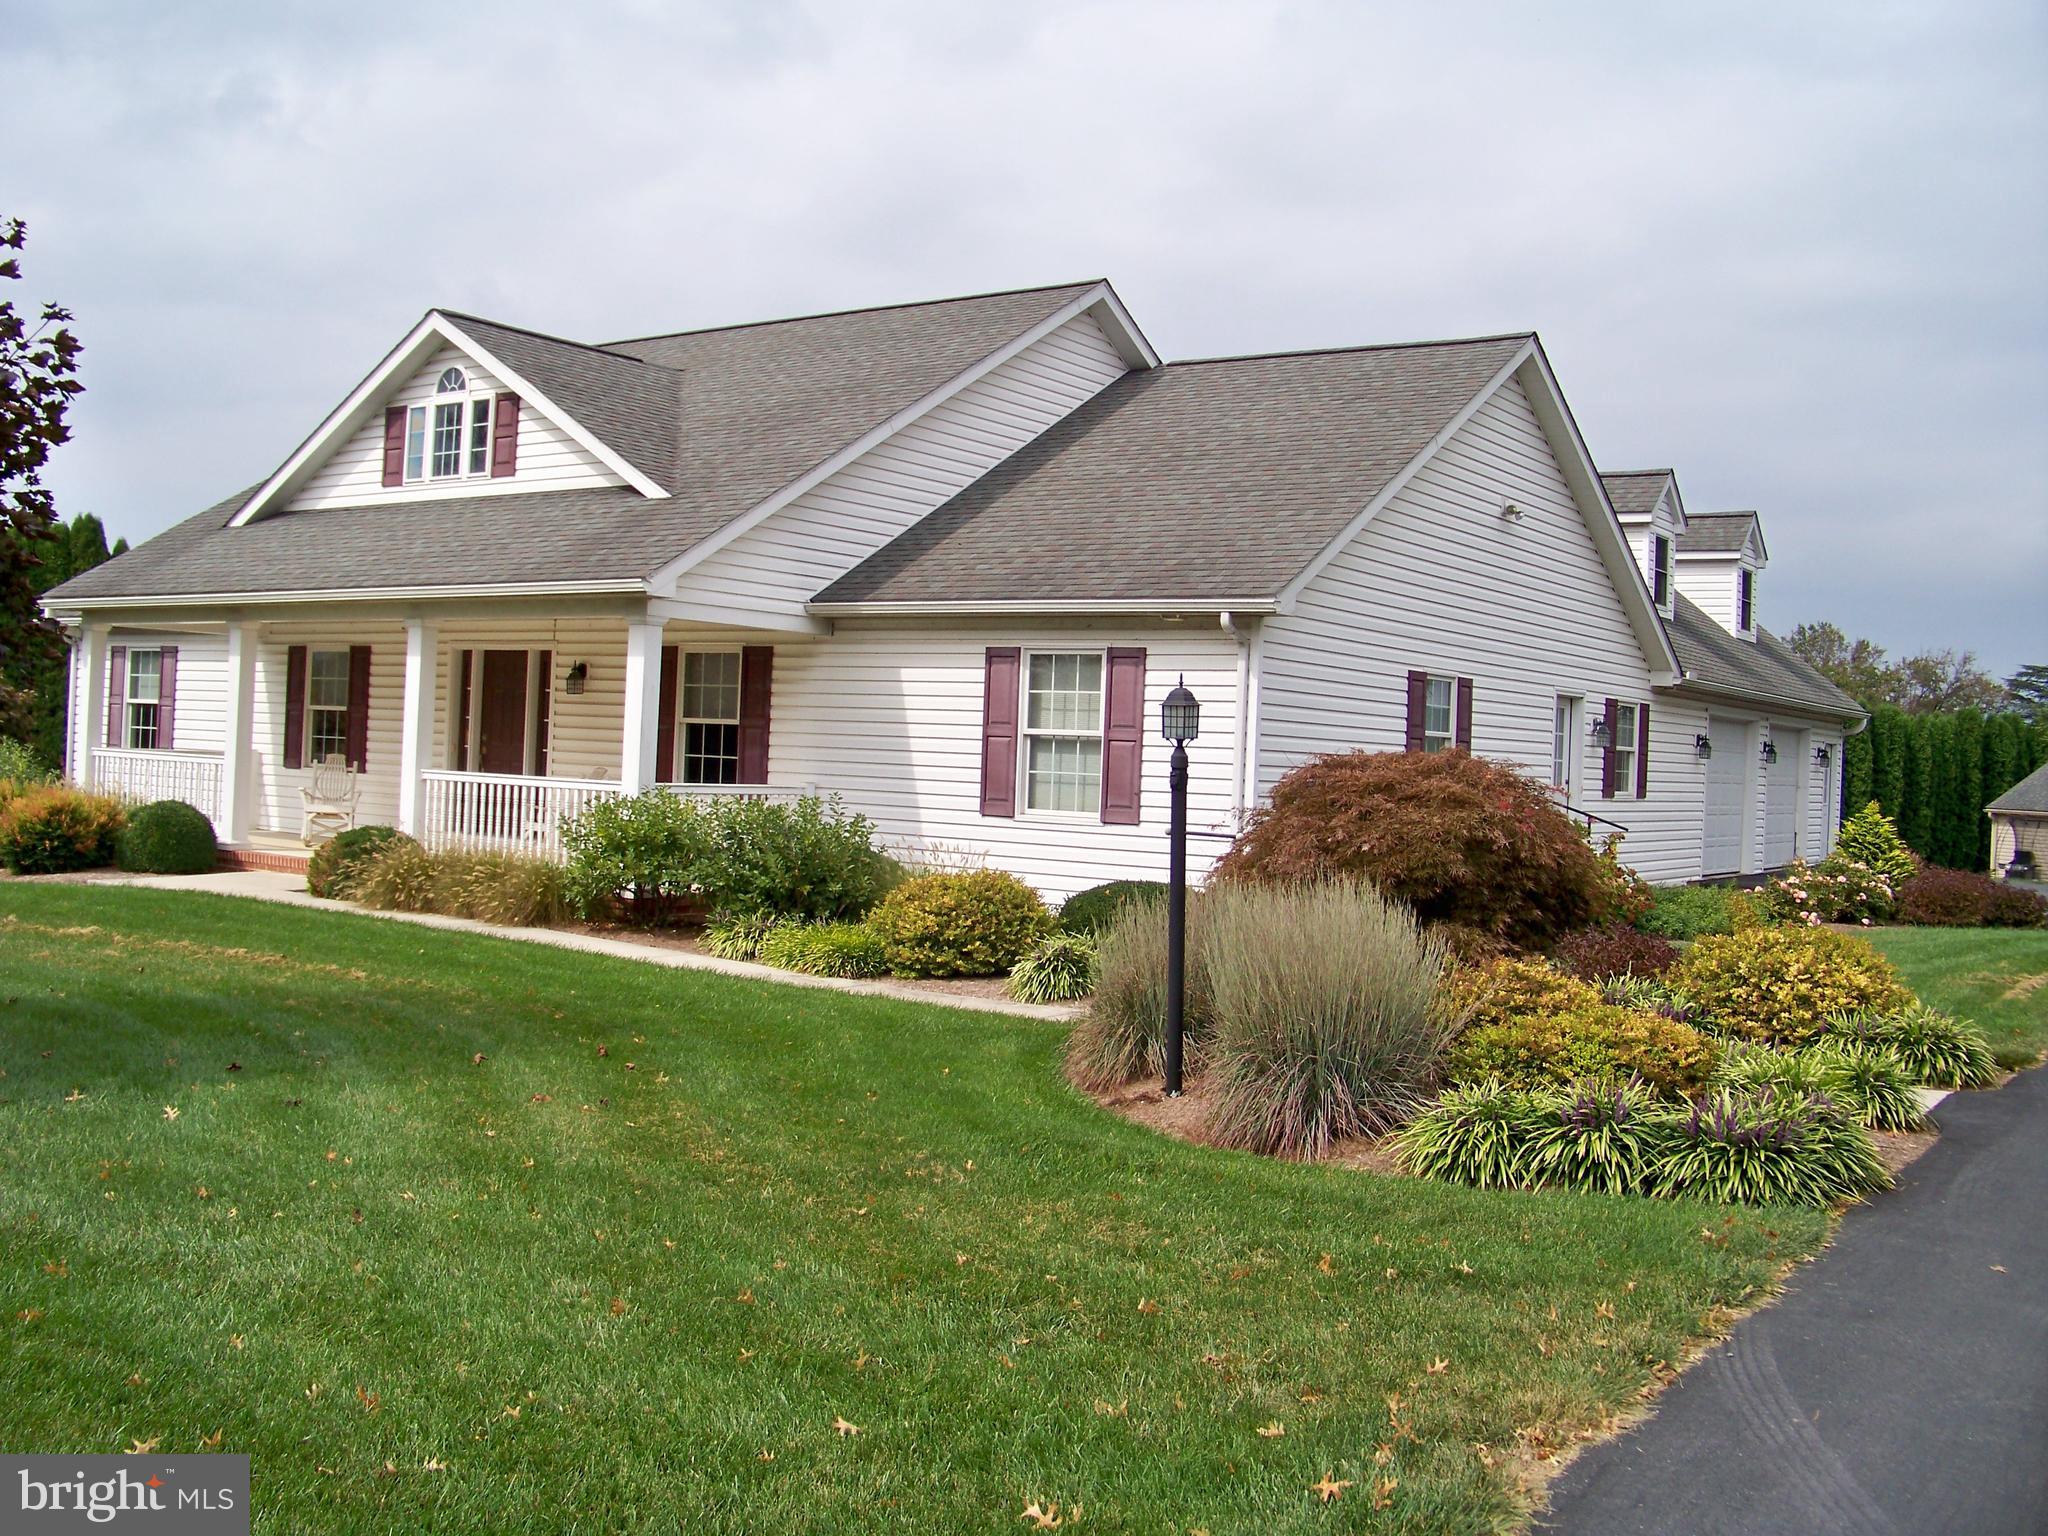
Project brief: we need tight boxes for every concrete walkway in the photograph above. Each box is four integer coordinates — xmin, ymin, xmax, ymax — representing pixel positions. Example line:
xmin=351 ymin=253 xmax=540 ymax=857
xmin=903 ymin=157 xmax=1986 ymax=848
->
xmin=1542 ymin=1066 xmax=2048 ymax=1536
xmin=83 ymin=869 xmax=1082 ymax=1023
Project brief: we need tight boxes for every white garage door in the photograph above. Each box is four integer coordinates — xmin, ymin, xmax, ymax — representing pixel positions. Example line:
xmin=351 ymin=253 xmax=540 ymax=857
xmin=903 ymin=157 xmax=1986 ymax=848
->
xmin=1702 ymin=716 xmax=1747 ymax=876
xmin=1762 ymin=731 xmax=1803 ymax=868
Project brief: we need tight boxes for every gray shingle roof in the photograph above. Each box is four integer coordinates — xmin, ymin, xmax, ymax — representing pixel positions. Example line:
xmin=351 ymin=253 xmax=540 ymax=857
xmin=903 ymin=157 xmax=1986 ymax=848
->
xmin=1666 ymin=593 xmax=1861 ymax=719
xmin=49 ymin=282 xmax=1103 ymax=601
xmin=1601 ymin=469 xmax=1672 ymax=517
xmin=1987 ymin=762 xmax=2048 ymax=815
xmin=1679 ymin=511 xmax=1759 ymax=555
xmin=813 ymin=335 xmax=1532 ymax=606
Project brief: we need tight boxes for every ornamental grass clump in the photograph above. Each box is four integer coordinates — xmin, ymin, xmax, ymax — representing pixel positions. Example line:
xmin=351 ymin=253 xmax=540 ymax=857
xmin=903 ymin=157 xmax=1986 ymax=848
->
xmin=1835 ymin=1003 xmax=1998 ymax=1090
xmin=1006 ymin=930 xmax=1098 ymax=1004
xmin=1201 ymin=881 xmax=1452 ymax=1158
xmin=1524 ymin=1076 xmax=1666 ymax=1196
xmin=1395 ymin=1079 xmax=1545 ymax=1190
xmin=1651 ymin=1090 xmax=1889 ymax=1207
xmin=351 ymin=840 xmax=443 ymax=913
xmin=1064 ymin=895 xmax=1210 ymax=1093
xmin=432 ymin=851 xmax=570 ymax=927
xmin=702 ymin=912 xmax=782 ymax=962
xmin=306 ymin=825 xmax=415 ymax=899
xmin=757 ymin=921 xmax=889 ymax=979
xmin=1713 ymin=1040 xmax=1925 ymax=1132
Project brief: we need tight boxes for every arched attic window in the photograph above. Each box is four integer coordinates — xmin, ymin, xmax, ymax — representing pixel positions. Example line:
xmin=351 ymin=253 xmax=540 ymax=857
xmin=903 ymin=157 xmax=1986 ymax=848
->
xmin=402 ymin=367 xmax=494 ymax=481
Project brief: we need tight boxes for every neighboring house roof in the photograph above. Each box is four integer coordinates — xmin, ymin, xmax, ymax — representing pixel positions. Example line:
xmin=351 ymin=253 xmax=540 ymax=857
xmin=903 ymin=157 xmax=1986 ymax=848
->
xmin=1600 ymin=469 xmax=1673 ymax=517
xmin=1666 ymin=593 xmax=1862 ymax=719
xmin=48 ymin=281 xmax=1111 ymax=602
xmin=1987 ymin=762 xmax=2048 ymax=815
xmin=812 ymin=335 xmax=1534 ymax=606
xmin=1679 ymin=510 xmax=1761 ymax=556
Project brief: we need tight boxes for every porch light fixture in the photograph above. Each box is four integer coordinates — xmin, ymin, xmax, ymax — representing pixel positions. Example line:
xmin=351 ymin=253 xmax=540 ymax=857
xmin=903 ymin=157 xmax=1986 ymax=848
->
xmin=563 ymin=661 xmax=589 ymax=696
xmin=1160 ymin=678 xmax=1199 ymax=1098
xmin=1813 ymin=744 xmax=1833 ymax=765
xmin=1589 ymin=717 xmax=1610 ymax=744
xmin=1500 ymin=502 xmax=1524 ymax=521
xmin=1760 ymin=740 xmax=1778 ymax=765
xmin=1694 ymin=733 xmax=1713 ymax=759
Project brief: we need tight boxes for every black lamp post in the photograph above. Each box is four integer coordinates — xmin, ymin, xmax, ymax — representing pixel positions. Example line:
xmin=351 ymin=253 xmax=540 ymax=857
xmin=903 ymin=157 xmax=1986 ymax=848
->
xmin=1161 ymin=677 xmax=1200 ymax=1097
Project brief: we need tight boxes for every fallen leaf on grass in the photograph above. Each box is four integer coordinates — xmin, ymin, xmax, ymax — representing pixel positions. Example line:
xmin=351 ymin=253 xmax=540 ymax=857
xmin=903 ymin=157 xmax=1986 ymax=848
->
xmin=1136 ymin=1298 xmax=1159 ymax=1315
xmin=609 ymin=1297 xmax=627 ymax=1316
xmin=470 ymin=1053 xmax=486 ymax=1066
xmin=124 ymin=1437 xmax=159 ymax=1455
xmin=735 ymin=1288 xmax=754 ymax=1305
xmin=1255 ymin=1421 xmax=1285 ymax=1439
xmin=831 ymin=1416 xmax=859 ymax=1438
xmin=1310 ymin=1474 xmax=1353 ymax=1504
xmin=1019 ymin=1501 xmax=1068 ymax=1529
xmin=422 ymin=1457 xmax=447 ymax=1472
xmin=1317 ymin=1252 xmax=1335 ymax=1275
xmin=1426 ymin=1357 xmax=1449 ymax=1376
xmin=1091 ymin=1399 xmax=1127 ymax=1417
xmin=199 ymin=1432 xmax=222 ymax=1451
xmin=161 ymin=1106 xmax=179 ymax=1121
xmin=1372 ymin=1476 xmax=1398 ymax=1510
xmin=756 ymin=1449 xmax=774 ymax=1462
xmin=124 ymin=1374 xmax=144 ymax=1387
xmin=355 ymin=1386 xmax=381 ymax=1415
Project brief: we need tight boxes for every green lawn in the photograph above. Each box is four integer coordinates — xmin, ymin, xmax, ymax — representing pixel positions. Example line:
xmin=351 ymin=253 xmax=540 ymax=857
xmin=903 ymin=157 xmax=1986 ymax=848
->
xmin=0 ymin=885 xmax=1829 ymax=1534
xmin=1863 ymin=925 xmax=2048 ymax=1066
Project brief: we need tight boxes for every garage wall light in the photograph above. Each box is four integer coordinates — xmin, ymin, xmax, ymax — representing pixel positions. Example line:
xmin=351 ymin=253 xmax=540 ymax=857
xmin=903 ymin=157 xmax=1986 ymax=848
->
xmin=1760 ymin=740 xmax=1778 ymax=765
xmin=1694 ymin=733 xmax=1713 ymax=759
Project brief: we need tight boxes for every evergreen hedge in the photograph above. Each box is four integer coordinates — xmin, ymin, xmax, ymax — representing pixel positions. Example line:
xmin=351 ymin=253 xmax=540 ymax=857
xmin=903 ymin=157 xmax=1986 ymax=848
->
xmin=1839 ymin=706 xmax=2047 ymax=870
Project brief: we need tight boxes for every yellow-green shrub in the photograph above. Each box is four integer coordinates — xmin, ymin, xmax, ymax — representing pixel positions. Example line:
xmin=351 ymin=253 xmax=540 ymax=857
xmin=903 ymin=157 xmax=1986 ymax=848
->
xmin=0 ymin=786 xmax=125 ymax=873
xmin=1673 ymin=926 xmax=1911 ymax=1044
xmin=1442 ymin=957 xmax=1604 ymax=1033
xmin=867 ymin=870 xmax=1053 ymax=977
xmin=1448 ymin=1001 xmax=1719 ymax=1098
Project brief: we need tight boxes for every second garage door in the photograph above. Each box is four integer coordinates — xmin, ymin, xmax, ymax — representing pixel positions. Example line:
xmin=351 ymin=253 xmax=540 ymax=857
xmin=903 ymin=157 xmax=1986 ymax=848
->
xmin=1701 ymin=716 xmax=1747 ymax=877
xmin=1762 ymin=730 xmax=1803 ymax=868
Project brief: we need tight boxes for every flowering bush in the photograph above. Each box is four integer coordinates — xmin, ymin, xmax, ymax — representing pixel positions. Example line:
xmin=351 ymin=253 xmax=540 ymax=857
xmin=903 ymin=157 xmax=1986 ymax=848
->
xmin=1672 ymin=926 xmax=1912 ymax=1044
xmin=1759 ymin=854 xmax=1896 ymax=927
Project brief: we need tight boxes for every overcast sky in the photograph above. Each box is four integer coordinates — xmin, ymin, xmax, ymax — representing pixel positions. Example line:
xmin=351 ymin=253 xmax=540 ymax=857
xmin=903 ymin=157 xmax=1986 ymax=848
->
xmin=10 ymin=0 xmax=2045 ymax=672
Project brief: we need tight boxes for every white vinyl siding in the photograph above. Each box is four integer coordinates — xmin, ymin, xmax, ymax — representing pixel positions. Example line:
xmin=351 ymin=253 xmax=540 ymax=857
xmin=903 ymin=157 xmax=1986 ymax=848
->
xmin=1674 ymin=552 xmax=1760 ymax=637
xmin=1255 ymin=374 xmax=1709 ymax=884
xmin=285 ymin=344 xmax=623 ymax=510
xmin=667 ymin=314 xmax=1129 ymax=622
xmin=70 ymin=630 xmax=228 ymax=761
xmin=251 ymin=621 xmax=407 ymax=831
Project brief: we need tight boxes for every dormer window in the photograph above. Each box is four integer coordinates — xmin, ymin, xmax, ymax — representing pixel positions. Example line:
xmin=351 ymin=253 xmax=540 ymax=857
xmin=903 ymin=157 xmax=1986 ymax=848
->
xmin=1651 ymin=534 xmax=1671 ymax=607
xmin=402 ymin=369 xmax=495 ymax=483
xmin=1737 ymin=567 xmax=1755 ymax=632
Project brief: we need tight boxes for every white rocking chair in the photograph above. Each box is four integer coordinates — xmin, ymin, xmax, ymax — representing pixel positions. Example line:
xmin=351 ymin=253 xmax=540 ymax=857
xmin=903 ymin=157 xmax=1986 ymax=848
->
xmin=301 ymin=754 xmax=361 ymax=846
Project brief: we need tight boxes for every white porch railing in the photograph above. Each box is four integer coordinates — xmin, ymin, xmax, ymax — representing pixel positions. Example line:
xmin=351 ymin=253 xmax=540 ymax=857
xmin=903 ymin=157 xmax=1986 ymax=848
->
xmin=417 ymin=772 xmax=809 ymax=859
xmin=91 ymin=749 xmax=224 ymax=826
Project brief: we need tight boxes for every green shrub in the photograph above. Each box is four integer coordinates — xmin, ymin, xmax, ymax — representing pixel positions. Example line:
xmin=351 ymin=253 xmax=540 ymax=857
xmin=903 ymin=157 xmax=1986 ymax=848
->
xmin=1553 ymin=923 xmax=1678 ymax=982
xmin=433 ymin=852 xmax=569 ymax=927
xmin=1672 ymin=927 xmax=1912 ymax=1044
xmin=1448 ymin=1000 xmax=1719 ymax=1099
xmin=1058 ymin=880 xmax=1168 ymax=934
xmin=1007 ymin=930 xmax=1098 ymax=1003
xmin=1759 ymin=855 xmax=1897 ymax=927
xmin=1833 ymin=1004 xmax=1997 ymax=1089
xmin=867 ymin=870 xmax=1054 ymax=978
xmin=0 ymin=737 xmax=56 ymax=787
xmin=1834 ymin=800 xmax=1919 ymax=886
xmin=702 ymin=912 xmax=783 ymax=962
xmin=1065 ymin=895 xmax=1210 ymax=1093
xmin=693 ymin=794 xmax=902 ymax=921
xmin=114 ymin=799 xmax=217 ymax=874
xmin=1524 ymin=1077 xmax=1666 ymax=1195
xmin=307 ymin=825 xmax=416 ymax=899
xmin=561 ymin=790 xmax=708 ymax=921
xmin=1637 ymin=884 xmax=1740 ymax=941
xmin=1201 ymin=881 xmax=1453 ymax=1157
xmin=0 ymin=786 xmax=124 ymax=873
xmin=1651 ymin=1090 xmax=1890 ymax=1207
xmin=351 ymin=841 xmax=445 ymax=913
xmin=1396 ymin=1080 xmax=1547 ymax=1190
xmin=1210 ymin=749 xmax=1605 ymax=950
xmin=758 ymin=921 xmax=889 ymax=979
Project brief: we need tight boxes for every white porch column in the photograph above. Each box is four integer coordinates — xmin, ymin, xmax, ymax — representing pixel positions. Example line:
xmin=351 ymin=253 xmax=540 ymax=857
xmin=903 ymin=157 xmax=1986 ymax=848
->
xmin=620 ymin=619 xmax=664 ymax=794
xmin=397 ymin=618 xmax=438 ymax=836
xmin=74 ymin=625 xmax=107 ymax=788
xmin=217 ymin=620 xmax=258 ymax=846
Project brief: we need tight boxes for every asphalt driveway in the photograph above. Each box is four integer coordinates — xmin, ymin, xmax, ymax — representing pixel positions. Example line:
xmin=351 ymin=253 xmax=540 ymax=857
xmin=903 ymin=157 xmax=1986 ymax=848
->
xmin=1543 ymin=1066 xmax=2048 ymax=1536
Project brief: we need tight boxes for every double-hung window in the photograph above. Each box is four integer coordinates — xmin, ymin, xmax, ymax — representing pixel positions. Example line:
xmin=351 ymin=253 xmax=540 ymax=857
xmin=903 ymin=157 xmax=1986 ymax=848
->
xmin=1612 ymin=701 xmax=1640 ymax=797
xmin=307 ymin=649 xmax=351 ymax=763
xmin=125 ymin=648 xmax=161 ymax=749
xmin=1552 ymin=695 xmax=1580 ymax=794
xmin=404 ymin=368 xmax=493 ymax=483
xmin=1651 ymin=535 xmax=1671 ymax=607
xmin=1421 ymin=675 xmax=1457 ymax=753
xmin=677 ymin=650 xmax=741 ymax=785
xmin=1023 ymin=652 xmax=1104 ymax=813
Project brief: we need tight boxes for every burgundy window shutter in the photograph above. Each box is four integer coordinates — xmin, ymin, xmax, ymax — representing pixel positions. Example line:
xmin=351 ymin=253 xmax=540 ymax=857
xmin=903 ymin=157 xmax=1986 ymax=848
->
xmin=1099 ymin=647 xmax=1146 ymax=824
xmin=534 ymin=650 xmax=553 ymax=776
xmin=979 ymin=647 xmax=1022 ymax=817
xmin=654 ymin=646 xmax=679 ymax=784
xmin=345 ymin=645 xmax=373 ymax=771
xmin=283 ymin=646 xmax=308 ymax=769
xmin=381 ymin=406 xmax=407 ymax=487
xmin=1600 ymin=697 xmax=1619 ymax=798
xmin=455 ymin=650 xmax=474 ymax=768
xmin=1403 ymin=670 xmax=1428 ymax=752
xmin=1454 ymin=677 xmax=1474 ymax=750
xmin=490 ymin=394 xmax=520 ymax=478
xmin=738 ymin=646 xmax=774 ymax=784
xmin=1635 ymin=701 xmax=1651 ymax=799
xmin=156 ymin=646 xmax=179 ymax=750
xmin=105 ymin=646 xmax=127 ymax=750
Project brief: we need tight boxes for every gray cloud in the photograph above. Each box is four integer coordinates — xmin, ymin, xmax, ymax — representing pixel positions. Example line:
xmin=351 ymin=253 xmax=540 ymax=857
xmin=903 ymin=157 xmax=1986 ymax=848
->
xmin=11 ymin=0 xmax=2044 ymax=671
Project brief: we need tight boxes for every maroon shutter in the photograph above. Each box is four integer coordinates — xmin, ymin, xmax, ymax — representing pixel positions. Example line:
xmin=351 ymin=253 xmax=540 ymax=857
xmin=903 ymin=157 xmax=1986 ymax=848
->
xmin=738 ymin=646 xmax=773 ymax=784
xmin=1635 ymin=701 xmax=1651 ymax=799
xmin=1099 ymin=647 xmax=1146 ymax=824
xmin=455 ymin=651 xmax=474 ymax=769
xmin=490 ymin=393 xmax=520 ymax=478
xmin=534 ymin=650 xmax=553 ymax=776
xmin=105 ymin=646 xmax=127 ymax=749
xmin=381 ymin=406 xmax=407 ymax=487
xmin=283 ymin=646 xmax=309 ymax=769
xmin=654 ymin=646 xmax=679 ymax=784
xmin=1600 ymin=697 xmax=1619 ymax=798
xmin=1403 ymin=670 xmax=1428 ymax=752
xmin=1454 ymin=677 xmax=1474 ymax=750
xmin=979 ymin=647 xmax=1022 ymax=817
xmin=345 ymin=645 xmax=372 ymax=770
xmin=156 ymin=646 xmax=179 ymax=751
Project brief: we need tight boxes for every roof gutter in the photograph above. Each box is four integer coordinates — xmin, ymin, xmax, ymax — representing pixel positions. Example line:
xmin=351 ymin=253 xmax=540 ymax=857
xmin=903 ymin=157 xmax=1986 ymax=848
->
xmin=805 ymin=598 xmax=1283 ymax=618
xmin=44 ymin=579 xmax=649 ymax=618
xmin=1661 ymin=675 xmax=1867 ymax=727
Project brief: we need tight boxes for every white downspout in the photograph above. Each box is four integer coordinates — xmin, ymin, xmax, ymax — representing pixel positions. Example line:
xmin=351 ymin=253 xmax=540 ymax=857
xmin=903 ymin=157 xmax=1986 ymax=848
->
xmin=1221 ymin=612 xmax=1260 ymax=825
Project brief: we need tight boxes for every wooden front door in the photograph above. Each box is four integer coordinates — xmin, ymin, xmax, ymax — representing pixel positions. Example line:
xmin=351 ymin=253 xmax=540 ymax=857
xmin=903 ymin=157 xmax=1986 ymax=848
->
xmin=476 ymin=650 xmax=530 ymax=775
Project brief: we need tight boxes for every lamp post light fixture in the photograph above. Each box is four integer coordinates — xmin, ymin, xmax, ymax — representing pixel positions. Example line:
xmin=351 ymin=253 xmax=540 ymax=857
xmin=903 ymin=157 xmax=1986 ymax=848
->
xmin=1160 ymin=677 xmax=1200 ymax=1097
